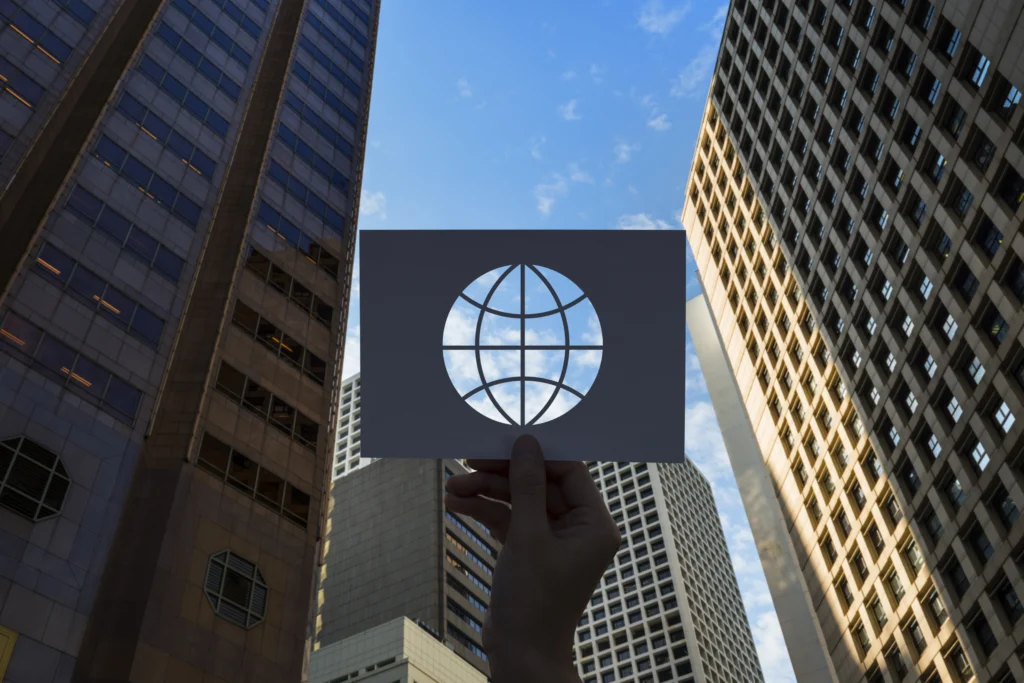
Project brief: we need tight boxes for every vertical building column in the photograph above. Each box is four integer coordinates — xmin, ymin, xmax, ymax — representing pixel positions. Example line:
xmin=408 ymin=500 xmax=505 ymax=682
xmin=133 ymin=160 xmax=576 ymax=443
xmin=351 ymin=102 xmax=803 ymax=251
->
xmin=687 ymin=293 xmax=837 ymax=683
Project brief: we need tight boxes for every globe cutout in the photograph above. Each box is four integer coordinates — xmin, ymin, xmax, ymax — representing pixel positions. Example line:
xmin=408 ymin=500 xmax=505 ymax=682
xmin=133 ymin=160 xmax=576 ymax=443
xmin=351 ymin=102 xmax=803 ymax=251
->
xmin=443 ymin=264 xmax=603 ymax=426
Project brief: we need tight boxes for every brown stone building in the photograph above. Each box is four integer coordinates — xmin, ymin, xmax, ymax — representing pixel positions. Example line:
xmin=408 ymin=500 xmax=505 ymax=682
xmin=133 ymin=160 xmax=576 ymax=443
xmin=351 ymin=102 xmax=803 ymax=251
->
xmin=685 ymin=0 xmax=1024 ymax=681
xmin=0 ymin=0 xmax=377 ymax=681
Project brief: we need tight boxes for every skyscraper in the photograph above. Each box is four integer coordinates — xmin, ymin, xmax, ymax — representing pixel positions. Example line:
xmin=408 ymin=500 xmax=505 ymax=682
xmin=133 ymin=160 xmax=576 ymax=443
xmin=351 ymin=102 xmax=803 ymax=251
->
xmin=0 ymin=0 xmax=377 ymax=680
xmin=331 ymin=372 xmax=370 ymax=479
xmin=315 ymin=457 xmax=498 ymax=678
xmin=685 ymin=1 xmax=1024 ymax=681
xmin=574 ymin=459 xmax=764 ymax=683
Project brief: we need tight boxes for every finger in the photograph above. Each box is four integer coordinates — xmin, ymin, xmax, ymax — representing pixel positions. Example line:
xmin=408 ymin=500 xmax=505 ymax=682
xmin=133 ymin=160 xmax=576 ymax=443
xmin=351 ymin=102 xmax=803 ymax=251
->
xmin=445 ymin=494 xmax=511 ymax=544
xmin=508 ymin=434 xmax=550 ymax=533
xmin=465 ymin=458 xmax=510 ymax=473
xmin=447 ymin=471 xmax=570 ymax=515
xmin=548 ymin=461 xmax=608 ymax=511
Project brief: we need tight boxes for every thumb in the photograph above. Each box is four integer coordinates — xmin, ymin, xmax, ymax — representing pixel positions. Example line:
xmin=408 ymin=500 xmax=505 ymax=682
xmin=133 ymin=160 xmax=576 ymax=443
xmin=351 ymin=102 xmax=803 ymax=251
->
xmin=508 ymin=434 xmax=549 ymax=534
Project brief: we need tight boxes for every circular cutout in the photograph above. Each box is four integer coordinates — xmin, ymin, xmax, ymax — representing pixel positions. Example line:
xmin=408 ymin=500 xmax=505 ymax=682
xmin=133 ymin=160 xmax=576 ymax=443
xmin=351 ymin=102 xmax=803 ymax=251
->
xmin=442 ymin=264 xmax=602 ymax=425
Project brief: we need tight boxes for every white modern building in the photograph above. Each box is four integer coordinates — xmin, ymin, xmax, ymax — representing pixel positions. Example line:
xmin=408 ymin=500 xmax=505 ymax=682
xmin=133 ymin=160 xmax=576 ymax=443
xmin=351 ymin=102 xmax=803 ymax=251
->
xmin=574 ymin=458 xmax=765 ymax=683
xmin=309 ymin=616 xmax=488 ymax=683
xmin=333 ymin=373 xmax=369 ymax=479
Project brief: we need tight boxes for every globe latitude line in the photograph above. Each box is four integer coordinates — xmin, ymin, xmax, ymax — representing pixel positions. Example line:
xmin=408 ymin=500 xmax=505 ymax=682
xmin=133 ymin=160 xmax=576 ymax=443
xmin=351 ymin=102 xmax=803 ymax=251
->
xmin=458 ymin=292 xmax=589 ymax=318
xmin=461 ymin=376 xmax=587 ymax=402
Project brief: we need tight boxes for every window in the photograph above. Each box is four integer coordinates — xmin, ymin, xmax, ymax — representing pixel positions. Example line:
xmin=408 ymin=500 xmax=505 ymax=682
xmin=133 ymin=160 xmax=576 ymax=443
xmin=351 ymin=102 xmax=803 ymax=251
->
xmin=921 ymin=506 xmax=943 ymax=542
xmin=926 ymin=588 xmax=947 ymax=625
xmin=196 ymin=433 xmax=311 ymax=527
xmin=969 ymin=440 xmax=990 ymax=471
xmin=35 ymin=243 xmax=165 ymax=348
xmin=965 ymin=355 xmax=985 ymax=386
xmin=887 ymin=645 xmax=908 ymax=678
xmin=905 ymin=542 xmax=924 ymax=575
xmin=215 ymin=362 xmax=320 ymax=451
xmin=4 ymin=5 xmax=74 ymax=64
xmin=997 ymin=582 xmax=1024 ymax=624
xmin=994 ymin=487 xmax=1020 ymax=528
xmin=971 ymin=613 xmax=997 ymax=656
xmin=116 ymin=92 xmax=216 ymax=179
xmin=204 ymin=550 xmax=268 ymax=628
xmin=0 ymin=311 xmax=143 ymax=424
xmin=276 ymin=123 xmax=350 ymax=194
xmin=169 ymin=0 xmax=253 ymax=68
xmin=282 ymin=90 xmax=356 ymax=159
xmin=290 ymin=60 xmax=360 ymax=127
xmin=887 ymin=570 xmax=906 ymax=602
xmin=254 ymin=202 xmax=340 ymax=280
xmin=0 ymin=436 xmax=70 ymax=522
xmin=92 ymin=135 xmax=202 ymax=228
xmin=870 ymin=596 xmax=888 ymax=627
xmin=946 ymin=558 xmax=970 ymax=598
xmin=231 ymin=300 xmax=326 ymax=384
xmin=154 ymin=23 xmax=242 ymax=100
xmin=969 ymin=53 xmax=991 ymax=89
xmin=994 ymin=401 xmax=1016 ymax=433
xmin=266 ymin=160 xmax=346 ymax=237
xmin=950 ymin=644 xmax=973 ymax=680
xmin=907 ymin=618 xmax=927 ymax=653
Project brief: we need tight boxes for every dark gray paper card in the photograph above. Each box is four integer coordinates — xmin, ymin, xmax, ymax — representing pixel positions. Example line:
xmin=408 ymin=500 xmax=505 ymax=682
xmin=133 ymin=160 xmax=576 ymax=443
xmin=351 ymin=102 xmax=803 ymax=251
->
xmin=361 ymin=230 xmax=687 ymax=462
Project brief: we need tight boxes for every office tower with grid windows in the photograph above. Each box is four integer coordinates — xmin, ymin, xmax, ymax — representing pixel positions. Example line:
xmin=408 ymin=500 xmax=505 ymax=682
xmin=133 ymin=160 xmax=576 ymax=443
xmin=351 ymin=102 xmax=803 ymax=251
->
xmin=684 ymin=0 xmax=1024 ymax=681
xmin=332 ymin=372 xmax=369 ymax=479
xmin=0 ymin=0 xmax=377 ymax=681
xmin=573 ymin=459 xmax=764 ymax=683
xmin=314 ymin=457 xmax=499 ymax=678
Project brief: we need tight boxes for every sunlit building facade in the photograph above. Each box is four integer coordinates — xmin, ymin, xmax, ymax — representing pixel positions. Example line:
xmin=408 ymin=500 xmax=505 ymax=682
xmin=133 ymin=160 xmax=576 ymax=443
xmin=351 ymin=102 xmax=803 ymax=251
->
xmin=0 ymin=0 xmax=377 ymax=680
xmin=684 ymin=0 xmax=1024 ymax=681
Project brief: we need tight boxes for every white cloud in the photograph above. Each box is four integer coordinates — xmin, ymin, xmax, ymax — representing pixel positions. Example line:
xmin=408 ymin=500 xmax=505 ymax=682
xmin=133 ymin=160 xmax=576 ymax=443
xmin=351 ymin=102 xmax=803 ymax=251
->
xmin=647 ymin=112 xmax=672 ymax=131
xmin=613 ymin=141 xmax=640 ymax=163
xmin=558 ymin=98 xmax=581 ymax=121
xmin=456 ymin=77 xmax=473 ymax=98
xmin=589 ymin=64 xmax=605 ymax=84
xmin=637 ymin=0 xmax=692 ymax=35
xmin=751 ymin=612 xmax=797 ymax=682
xmin=700 ymin=3 xmax=730 ymax=36
xmin=628 ymin=185 xmax=638 ymax=195
xmin=360 ymin=190 xmax=387 ymax=220
xmin=567 ymin=162 xmax=594 ymax=184
xmin=617 ymin=213 xmax=675 ymax=230
xmin=670 ymin=44 xmax=717 ymax=98
xmin=534 ymin=175 xmax=568 ymax=215
xmin=562 ymin=69 xmax=577 ymax=81
xmin=530 ymin=135 xmax=547 ymax=161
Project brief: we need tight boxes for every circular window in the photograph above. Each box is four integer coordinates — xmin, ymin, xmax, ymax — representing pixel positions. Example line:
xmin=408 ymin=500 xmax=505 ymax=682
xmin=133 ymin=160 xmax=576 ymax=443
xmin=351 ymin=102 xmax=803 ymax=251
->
xmin=442 ymin=264 xmax=602 ymax=426
xmin=204 ymin=550 xmax=268 ymax=629
xmin=0 ymin=437 xmax=70 ymax=521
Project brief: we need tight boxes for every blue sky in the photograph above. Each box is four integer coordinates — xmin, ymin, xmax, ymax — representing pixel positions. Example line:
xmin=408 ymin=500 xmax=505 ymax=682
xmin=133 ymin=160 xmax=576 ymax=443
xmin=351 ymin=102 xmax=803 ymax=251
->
xmin=343 ymin=1 xmax=797 ymax=680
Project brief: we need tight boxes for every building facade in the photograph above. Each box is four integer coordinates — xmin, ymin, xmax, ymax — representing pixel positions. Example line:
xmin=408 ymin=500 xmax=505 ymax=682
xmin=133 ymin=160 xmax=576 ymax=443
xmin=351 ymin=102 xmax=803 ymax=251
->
xmin=332 ymin=372 xmax=369 ymax=479
xmin=0 ymin=0 xmax=377 ymax=681
xmin=684 ymin=1 xmax=1024 ymax=681
xmin=315 ymin=457 xmax=498 ymax=678
xmin=574 ymin=459 xmax=764 ymax=683
xmin=308 ymin=617 xmax=488 ymax=683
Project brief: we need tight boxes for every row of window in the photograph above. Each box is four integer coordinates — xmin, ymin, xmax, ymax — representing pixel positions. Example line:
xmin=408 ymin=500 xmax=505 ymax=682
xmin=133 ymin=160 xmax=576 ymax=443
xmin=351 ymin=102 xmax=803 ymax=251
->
xmin=446 ymin=531 xmax=493 ymax=577
xmin=304 ymin=10 xmax=363 ymax=71
xmin=0 ymin=311 xmax=144 ymax=424
xmin=339 ymin=0 xmax=369 ymax=26
xmin=170 ymin=0 xmax=253 ymax=69
xmin=35 ymin=243 xmax=165 ymax=348
xmin=310 ymin=0 xmax=366 ymax=47
xmin=64 ymin=185 xmax=186 ymax=284
xmin=446 ymin=575 xmax=487 ymax=614
xmin=116 ymin=91 xmax=217 ymax=179
xmin=242 ymin=245 xmax=335 ymax=326
xmin=252 ymin=200 xmax=340 ymax=280
xmin=1 ymin=1 xmax=74 ymax=64
xmin=445 ymin=551 xmax=490 ymax=596
xmin=447 ymin=622 xmax=487 ymax=661
xmin=138 ymin=54 xmax=231 ymax=137
xmin=296 ymin=34 xmax=361 ymax=100
xmin=155 ymin=22 xmax=242 ymax=101
xmin=447 ymin=597 xmax=483 ymax=633
xmin=290 ymin=60 xmax=358 ymax=128
xmin=199 ymin=0 xmax=261 ymax=40
xmin=0 ymin=54 xmax=44 ymax=108
xmin=266 ymin=159 xmax=346 ymax=237
xmin=276 ymin=122 xmax=349 ymax=193
xmin=52 ymin=0 xmax=96 ymax=26
xmin=283 ymin=89 xmax=354 ymax=159
xmin=196 ymin=431 xmax=311 ymax=527
xmin=93 ymin=135 xmax=202 ymax=228
xmin=446 ymin=511 xmax=497 ymax=559
xmin=215 ymin=362 xmax=319 ymax=450
xmin=230 ymin=299 xmax=326 ymax=384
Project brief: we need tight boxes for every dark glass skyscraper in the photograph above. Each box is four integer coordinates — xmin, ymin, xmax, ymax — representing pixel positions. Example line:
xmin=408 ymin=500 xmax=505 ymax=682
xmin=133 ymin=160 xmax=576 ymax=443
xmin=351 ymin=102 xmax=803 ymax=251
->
xmin=0 ymin=0 xmax=377 ymax=680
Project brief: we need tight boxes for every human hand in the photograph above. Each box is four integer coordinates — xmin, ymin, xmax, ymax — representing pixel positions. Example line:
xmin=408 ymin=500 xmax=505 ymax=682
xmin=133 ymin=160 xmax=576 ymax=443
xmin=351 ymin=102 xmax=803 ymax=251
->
xmin=444 ymin=435 xmax=622 ymax=683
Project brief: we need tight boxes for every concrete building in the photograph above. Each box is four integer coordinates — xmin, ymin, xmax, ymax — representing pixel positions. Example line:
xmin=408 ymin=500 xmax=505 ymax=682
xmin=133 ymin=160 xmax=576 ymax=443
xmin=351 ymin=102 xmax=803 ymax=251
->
xmin=332 ymin=373 xmax=369 ymax=479
xmin=0 ymin=0 xmax=378 ymax=681
xmin=684 ymin=1 xmax=1024 ymax=681
xmin=314 ymin=457 xmax=498 ymax=678
xmin=308 ymin=617 xmax=487 ymax=683
xmin=574 ymin=458 xmax=764 ymax=683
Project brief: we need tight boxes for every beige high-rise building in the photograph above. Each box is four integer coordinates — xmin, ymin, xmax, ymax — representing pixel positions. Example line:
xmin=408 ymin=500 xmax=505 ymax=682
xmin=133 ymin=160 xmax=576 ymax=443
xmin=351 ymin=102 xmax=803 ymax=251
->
xmin=684 ymin=1 xmax=1024 ymax=682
